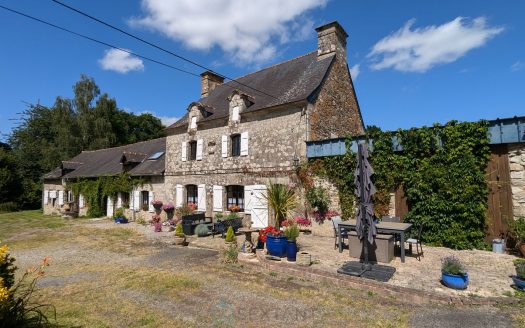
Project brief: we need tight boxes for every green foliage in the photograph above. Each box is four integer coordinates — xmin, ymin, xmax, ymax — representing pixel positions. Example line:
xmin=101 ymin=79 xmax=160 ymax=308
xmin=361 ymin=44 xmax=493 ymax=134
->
xmin=7 ymin=74 xmax=165 ymax=208
xmin=225 ymin=212 xmax=239 ymax=220
xmin=222 ymin=244 xmax=238 ymax=264
xmin=175 ymin=204 xmax=195 ymax=218
xmin=225 ymin=226 xmax=236 ymax=243
xmin=516 ymin=263 xmax=525 ymax=279
xmin=67 ymin=174 xmax=142 ymax=218
xmin=305 ymin=186 xmax=330 ymax=214
xmin=215 ymin=212 xmax=224 ymax=221
xmin=309 ymin=120 xmax=490 ymax=249
xmin=1 ymin=243 xmax=56 ymax=327
xmin=174 ymin=223 xmax=184 ymax=237
xmin=508 ymin=217 xmax=525 ymax=242
xmin=264 ymin=182 xmax=296 ymax=229
xmin=195 ymin=224 xmax=209 ymax=237
xmin=284 ymin=223 xmax=300 ymax=242
xmin=441 ymin=255 xmax=467 ymax=275
xmin=0 ymin=202 xmax=19 ymax=214
xmin=113 ymin=208 xmax=126 ymax=220
xmin=0 ymin=147 xmax=22 ymax=205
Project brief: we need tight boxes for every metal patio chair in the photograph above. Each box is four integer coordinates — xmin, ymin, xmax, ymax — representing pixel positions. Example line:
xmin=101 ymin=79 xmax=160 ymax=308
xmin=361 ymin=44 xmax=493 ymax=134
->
xmin=331 ymin=216 xmax=348 ymax=250
xmin=406 ymin=223 xmax=424 ymax=261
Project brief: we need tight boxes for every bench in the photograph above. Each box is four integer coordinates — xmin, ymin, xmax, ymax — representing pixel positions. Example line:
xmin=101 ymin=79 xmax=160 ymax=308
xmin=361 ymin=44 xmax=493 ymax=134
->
xmin=213 ymin=217 xmax=243 ymax=238
xmin=348 ymin=232 xmax=394 ymax=263
xmin=181 ymin=213 xmax=209 ymax=235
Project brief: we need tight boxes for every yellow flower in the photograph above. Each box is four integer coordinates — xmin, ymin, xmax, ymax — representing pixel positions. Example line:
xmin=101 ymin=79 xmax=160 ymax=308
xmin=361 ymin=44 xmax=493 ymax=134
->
xmin=0 ymin=278 xmax=8 ymax=303
xmin=0 ymin=244 xmax=8 ymax=257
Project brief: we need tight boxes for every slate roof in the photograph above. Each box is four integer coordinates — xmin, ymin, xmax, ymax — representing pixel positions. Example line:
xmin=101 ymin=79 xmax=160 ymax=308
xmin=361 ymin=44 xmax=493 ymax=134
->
xmin=167 ymin=51 xmax=335 ymax=129
xmin=43 ymin=137 xmax=166 ymax=180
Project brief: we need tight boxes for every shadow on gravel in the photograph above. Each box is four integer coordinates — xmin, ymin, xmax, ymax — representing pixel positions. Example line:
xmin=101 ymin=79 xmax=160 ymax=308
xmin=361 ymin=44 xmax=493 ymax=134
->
xmin=409 ymin=306 xmax=512 ymax=328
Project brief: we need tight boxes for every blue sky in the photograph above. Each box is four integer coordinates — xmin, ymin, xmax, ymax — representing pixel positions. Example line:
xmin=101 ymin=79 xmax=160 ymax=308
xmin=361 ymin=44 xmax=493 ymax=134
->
xmin=1 ymin=0 xmax=524 ymax=142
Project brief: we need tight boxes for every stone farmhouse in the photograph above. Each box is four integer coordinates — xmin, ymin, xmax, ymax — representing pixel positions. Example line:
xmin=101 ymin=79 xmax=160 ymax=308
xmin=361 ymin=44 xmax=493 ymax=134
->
xmin=42 ymin=21 xmax=364 ymax=228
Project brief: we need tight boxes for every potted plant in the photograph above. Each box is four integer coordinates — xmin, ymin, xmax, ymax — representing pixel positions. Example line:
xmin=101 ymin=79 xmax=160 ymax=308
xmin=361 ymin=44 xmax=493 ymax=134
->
xmin=225 ymin=226 xmax=236 ymax=246
xmin=163 ymin=202 xmax=175 ymax=218
xmin=441 ymin=255 xmax=468 ymax=290
xmin=512 ymin=259 xmax=525 ymax=290
xmin=228 ymin=204 xmax=241 ymax=213
xmin=151 ymin=200 xmax=163 ymax=211
xmin=113 ymin=207 xmax=128 ymax=224
xmin=257 ymin=229 xmax=266 ymax=249
xmin=284 ymin=223 xmax=300 ymax=261
xmin=508 ymin=217 xmax=525 ymax=257
xmin=263 ymin=182 xmax=296 ymax=257
xmin=195 ymin=224 xmax=209 ymax=237
xmin=174 ymin=223 xmax=186 ymax=245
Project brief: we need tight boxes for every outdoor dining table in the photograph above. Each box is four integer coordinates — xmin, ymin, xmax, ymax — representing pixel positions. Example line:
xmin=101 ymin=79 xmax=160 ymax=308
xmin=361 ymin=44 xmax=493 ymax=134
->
xmin=337 ymin=219 xmax=413 ymax=263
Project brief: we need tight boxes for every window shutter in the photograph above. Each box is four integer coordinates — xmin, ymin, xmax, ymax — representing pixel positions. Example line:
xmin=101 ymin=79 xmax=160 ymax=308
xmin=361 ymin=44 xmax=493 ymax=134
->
xmin=181 ymin=141 xmax=187 ymax=161
xmin=107 ymin=196 xmax=114 ymax=217
xmin=240 ymin=132 xmax=249 ymax=156
xmin=58 ymin=190 xmax=64 ymax=206
xmin=43 ymin=190 xmax=49 ymax=205
xmin=190 ymin=116 xmax=197 ymax=129
xmin=116 ymin=192 xmax=122 ymax=208
xmin=79 ymin=194 xmax=84 ymax=209
xmin=221 ymin=135 xmax=228 ymax=158
xmin=197 ymin=184 xmax=206 ymax=212
xmin=232 ymin=106 xmax=240 ymax=121
xmin=196 ymin=139 xmax=203 ymax=160
xmin=244 ymin=185 xmax=253 ymax=211
xmin=213 ymin=185 xmax=223 ymax=212
xmin=176 ymin=185 xmax=183 ymax=208
xmin=148 ymin=191 xmax=154 ymax=212
xmin=133 ymin=190 xmax=140 ymax=212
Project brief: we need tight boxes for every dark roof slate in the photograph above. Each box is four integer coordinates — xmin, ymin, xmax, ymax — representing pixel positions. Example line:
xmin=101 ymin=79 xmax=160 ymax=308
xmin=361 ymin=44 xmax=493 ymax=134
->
xmin=43 ymin=137 xmax=166 ymax=180
xmin=168 ymin=51 xmax=334 ymax=129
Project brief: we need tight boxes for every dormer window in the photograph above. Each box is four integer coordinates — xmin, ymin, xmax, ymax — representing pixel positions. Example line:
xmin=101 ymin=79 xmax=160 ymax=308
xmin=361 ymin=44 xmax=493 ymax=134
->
xmin=190 ymin=116 xmax=197 ymax=129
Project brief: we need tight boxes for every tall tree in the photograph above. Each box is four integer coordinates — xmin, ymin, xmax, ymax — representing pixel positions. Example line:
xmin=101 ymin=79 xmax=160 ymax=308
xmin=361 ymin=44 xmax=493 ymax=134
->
xmin=8 ymin=74 xmax=166 ymax=208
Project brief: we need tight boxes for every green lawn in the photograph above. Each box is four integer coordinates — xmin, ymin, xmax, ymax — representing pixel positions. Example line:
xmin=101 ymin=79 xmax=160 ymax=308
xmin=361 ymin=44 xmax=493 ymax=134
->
xmin=0 ymin=210 xmax=66 ymax=241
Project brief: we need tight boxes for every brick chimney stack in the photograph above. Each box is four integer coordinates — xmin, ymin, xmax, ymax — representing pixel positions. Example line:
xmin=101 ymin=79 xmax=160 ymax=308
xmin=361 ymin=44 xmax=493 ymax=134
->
xmin=315 ymin=21 xmax=348 ymax=61
xmin=200 ymin=71 xmax=224 ymax=98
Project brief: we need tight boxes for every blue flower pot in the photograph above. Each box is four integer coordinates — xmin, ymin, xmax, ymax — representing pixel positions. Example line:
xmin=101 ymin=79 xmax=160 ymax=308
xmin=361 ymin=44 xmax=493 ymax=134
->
xmin=114 ymin=217 xmax=128 ymax=224
xmin=266 ymin=235 xmax=287 ymax=257
xmin=512 ymin=276 xmax=525 ymax=291
xmin=286 ymin=240 xmax=297 ymax=261
xmin=442 ymin=272 xmax=468 ymax=290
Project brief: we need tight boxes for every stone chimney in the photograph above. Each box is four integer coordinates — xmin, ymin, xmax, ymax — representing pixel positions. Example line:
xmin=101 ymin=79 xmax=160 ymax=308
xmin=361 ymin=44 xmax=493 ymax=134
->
xmin=315 ymin=21 xmax=348 ymax=61
xmin=200 ymin=71 xmax=224 ymax=98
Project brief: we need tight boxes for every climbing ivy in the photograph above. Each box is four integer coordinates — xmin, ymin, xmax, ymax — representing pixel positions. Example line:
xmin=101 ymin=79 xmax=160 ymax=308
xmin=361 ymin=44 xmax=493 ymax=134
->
xmin=67 ymin=173 xmax=144 ymax=217
xmin=306 ymin=120 xmax=490 ymax=250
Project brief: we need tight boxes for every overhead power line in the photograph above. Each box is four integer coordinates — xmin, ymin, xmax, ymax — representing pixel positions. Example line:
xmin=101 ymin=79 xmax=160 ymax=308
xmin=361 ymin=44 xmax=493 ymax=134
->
xmin=0 ymin=5 xmax=200 ymax=77
xmin=50 ymin=0 xmax=278 ymax=99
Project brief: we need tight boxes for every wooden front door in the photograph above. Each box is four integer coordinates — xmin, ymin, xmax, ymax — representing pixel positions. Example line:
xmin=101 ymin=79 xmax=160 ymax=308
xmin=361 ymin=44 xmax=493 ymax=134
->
xmin=486 ymin=144 xmax=513 ymax=241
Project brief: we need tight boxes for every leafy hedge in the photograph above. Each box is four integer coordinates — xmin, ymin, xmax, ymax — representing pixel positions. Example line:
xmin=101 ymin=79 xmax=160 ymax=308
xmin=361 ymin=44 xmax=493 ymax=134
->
xmin=306 ymin=120 xmax=490 ymax=249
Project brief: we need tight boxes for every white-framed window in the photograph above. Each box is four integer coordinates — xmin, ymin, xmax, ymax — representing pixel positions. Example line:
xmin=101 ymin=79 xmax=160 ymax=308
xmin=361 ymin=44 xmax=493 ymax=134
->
xmin=190 ymin=116 xmax=197 ymax=129
xmin=232 ymin=106 xmax=240 ymax=121
xmin=67 ymin=190 xmax=73 ymax=203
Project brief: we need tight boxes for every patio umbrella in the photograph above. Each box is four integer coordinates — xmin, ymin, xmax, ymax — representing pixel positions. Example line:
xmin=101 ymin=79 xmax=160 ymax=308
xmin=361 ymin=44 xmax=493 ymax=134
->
xmin=354 ymin=143 xmax=376 ymax=264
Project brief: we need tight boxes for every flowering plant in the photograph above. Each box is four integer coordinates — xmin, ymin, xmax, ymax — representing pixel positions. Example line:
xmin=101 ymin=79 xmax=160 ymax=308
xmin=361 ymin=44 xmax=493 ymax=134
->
xmin=313 ymin=210 xmax=340 ymax=223
xmin=228 ymin=204 xmax=241 ymax=212
xmin=294 ymin=216 xmax=312 ymax=227
xmin=258 ymin=226 xmax=282 ymax=243
xmin=187 ymin=202 xmax=198 ymax=211
xmin=441 ymin=255 xmax=467 ymax=276
xmin=151 ymin=200 xmax=163 ymax=209
xmin=162 ymin=202 xmax=175 ymax=211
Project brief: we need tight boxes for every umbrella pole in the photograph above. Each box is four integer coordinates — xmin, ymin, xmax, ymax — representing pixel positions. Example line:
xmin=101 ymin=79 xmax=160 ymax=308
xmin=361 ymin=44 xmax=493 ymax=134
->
xmin=359 ymin=147 xmax=371 ymax=273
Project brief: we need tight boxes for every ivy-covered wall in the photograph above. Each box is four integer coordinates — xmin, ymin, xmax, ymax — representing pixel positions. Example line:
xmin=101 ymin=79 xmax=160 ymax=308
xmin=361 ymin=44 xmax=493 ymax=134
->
xmin=304 ymin=120 xmax=490 ymax=249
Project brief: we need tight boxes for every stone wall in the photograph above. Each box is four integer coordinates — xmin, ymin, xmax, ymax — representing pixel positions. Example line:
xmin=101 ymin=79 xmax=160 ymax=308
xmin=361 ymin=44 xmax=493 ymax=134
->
xmin=508 ymin=144 xmax=525 ymax=217
xmin=165 ymin=105 xmax=307 ymax=218
xmin=42 ymin=180 xmax=65 ymax=216
xmin=309 ymin=57 xmax=364 ymax=140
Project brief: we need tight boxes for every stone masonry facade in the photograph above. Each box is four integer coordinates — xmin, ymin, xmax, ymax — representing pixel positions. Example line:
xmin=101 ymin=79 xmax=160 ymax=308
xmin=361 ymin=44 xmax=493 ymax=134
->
xmin=508 ymin=143 xmax=525 ymax=217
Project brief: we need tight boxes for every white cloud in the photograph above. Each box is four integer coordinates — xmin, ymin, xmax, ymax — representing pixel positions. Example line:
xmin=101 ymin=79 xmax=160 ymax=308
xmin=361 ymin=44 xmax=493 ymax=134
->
xmin=350 ymin=64 xmax=360 ymax=79
xmin=511 ymin=60 xmax=523 ymax=72
xmin=99 ymin=49 xmax=144 ymax=73
xmin=129 ymin=0 xmax=327 ymax=65
xmin=159 ymin=116 xmax=179 ymax=127
xmin=368 ymin=17 xmax=503 ymax=73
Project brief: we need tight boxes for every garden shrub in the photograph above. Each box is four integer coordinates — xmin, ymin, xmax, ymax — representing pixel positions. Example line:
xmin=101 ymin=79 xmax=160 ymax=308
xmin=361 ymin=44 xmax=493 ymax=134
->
xmin=0 ymin=202 xmax=19 ymax=213
xmin=307 ymin=120 xmax=490 ymax=249
xmin=0 ymin=242 xmax=55 ymax=327
xmin=222 ymin=244 xmax=238 ymax=264
xmin=174 ymin=223 xmax=184 ymax=237
xmin=225 ymin=226 xmax=236 ymax=243
xmin=195 ymin=224 xmax=209 ymax=237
